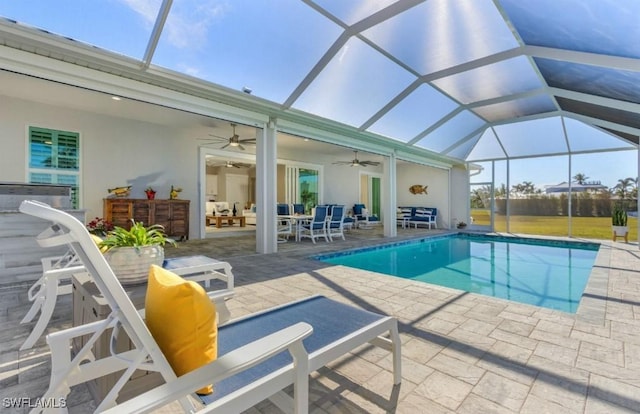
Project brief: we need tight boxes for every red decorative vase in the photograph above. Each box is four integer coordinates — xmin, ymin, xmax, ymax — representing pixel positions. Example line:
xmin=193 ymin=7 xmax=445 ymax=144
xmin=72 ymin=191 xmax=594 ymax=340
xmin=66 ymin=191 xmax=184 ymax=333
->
xmin=146 ymin=191 xmax=156 ymax=200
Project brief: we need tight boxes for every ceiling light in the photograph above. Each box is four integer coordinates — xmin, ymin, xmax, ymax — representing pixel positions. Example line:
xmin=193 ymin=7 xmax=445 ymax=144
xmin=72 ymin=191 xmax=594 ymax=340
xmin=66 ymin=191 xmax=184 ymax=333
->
xmin=229 ymin=142 xmax=239 ymax=147
xmin=111 ymin=96 xmax=121 ymax=101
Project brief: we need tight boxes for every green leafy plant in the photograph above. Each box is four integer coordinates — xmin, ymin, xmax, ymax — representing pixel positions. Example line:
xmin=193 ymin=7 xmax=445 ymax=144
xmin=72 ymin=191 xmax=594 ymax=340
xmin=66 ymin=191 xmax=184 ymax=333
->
xmin=612 ymin=205 xmax=628 ymax=226
xmin=99 ymin=220 xmax=176 ymax=252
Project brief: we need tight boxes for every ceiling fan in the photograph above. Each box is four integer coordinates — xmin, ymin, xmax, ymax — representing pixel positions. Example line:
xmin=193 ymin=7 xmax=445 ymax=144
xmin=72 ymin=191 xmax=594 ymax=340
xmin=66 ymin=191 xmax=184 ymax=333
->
xmin=208 ymin=160 xmax=253 ymax=169
xmin=333 ymin=150 xmax=380 ymax=167
xmin=200 ymin=123 xmax=256 ymax=150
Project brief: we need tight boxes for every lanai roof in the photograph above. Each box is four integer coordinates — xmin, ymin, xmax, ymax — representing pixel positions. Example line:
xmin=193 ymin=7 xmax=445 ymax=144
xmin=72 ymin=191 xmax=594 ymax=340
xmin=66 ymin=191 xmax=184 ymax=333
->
xmin=0 ymin=0 xmax=638 ymax=163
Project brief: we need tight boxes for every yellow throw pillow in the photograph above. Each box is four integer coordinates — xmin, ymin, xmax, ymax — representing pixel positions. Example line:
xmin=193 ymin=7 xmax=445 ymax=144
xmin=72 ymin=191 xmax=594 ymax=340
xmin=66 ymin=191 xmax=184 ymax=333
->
xmin=145 ymin=264 xmax=217 ymax=395
xmin=89 ymin=234 xmax=108 ymax=253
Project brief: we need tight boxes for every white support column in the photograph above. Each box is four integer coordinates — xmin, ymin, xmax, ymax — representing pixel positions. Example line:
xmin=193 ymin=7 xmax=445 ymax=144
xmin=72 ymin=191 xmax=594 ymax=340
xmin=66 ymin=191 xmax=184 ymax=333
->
xmin=256 ymin=118 xmax=278 ymax=254
xmin=383 ymin=152 xmax=397 ymax=237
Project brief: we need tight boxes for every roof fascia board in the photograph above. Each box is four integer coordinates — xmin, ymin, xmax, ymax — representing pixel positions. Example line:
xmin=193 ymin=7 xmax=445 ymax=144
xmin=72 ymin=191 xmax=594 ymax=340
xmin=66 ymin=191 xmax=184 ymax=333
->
xmin=0 ymin=17 xmax=144 ymax=72
xmin=525 ymin=45 xmax=640 ymax=72
xmin=0 ymin=45 xmax=269 ymax=126
xmin=395 ymin=152 xmax=451 ymax=170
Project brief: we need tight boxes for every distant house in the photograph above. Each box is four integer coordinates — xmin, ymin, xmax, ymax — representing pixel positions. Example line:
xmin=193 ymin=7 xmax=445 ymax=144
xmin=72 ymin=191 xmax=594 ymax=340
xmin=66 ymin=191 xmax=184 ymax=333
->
xmin=544 ymin=181 xmax=608 ymax=194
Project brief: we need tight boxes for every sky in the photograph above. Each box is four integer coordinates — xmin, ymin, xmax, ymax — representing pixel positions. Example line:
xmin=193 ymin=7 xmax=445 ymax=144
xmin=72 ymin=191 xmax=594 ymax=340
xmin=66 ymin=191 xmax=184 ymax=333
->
xmin=0 ymin=1 xmax=636 ymax=177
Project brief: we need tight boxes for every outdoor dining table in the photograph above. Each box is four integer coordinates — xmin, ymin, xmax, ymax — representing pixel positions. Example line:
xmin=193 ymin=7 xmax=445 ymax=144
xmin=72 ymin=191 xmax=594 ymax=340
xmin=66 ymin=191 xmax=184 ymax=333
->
xmin=278 ymin=214 xmax=313 ymax=242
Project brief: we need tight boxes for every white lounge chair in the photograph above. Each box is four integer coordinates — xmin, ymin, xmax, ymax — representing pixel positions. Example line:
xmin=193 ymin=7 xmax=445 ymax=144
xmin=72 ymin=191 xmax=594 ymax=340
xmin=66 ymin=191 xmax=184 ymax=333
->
xmin=19 ymin=200 xmax=402 ymax=413
xmin=18 ymin=223 xmax=235 ymax=350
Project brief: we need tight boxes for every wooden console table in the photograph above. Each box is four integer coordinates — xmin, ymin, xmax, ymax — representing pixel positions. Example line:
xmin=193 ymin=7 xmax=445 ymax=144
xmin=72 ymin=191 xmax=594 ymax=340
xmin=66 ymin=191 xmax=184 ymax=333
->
xmin=104 ymin=198 xmax=190 ymax=240
xmin=206 ymin=215 xmax=246 ymax=228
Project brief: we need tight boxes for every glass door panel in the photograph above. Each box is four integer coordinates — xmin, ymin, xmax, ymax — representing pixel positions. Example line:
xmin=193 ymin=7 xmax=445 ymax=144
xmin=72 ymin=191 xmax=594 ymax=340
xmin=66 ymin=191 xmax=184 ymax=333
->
xmin=299 ymin=168 xmax=318 ymax=213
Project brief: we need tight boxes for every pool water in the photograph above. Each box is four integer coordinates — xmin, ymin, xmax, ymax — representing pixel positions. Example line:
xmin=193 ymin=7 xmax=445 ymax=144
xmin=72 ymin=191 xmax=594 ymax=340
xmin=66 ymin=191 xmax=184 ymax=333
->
xmin=317 ymin=234 xmax=599 ymax=313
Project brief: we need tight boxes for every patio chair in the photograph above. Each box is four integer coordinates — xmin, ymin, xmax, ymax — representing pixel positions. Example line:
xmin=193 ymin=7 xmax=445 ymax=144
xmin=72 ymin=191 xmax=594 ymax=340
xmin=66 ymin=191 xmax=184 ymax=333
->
xmin=292 ymin=203 xmax=305 ymax=214
xmin=19 ymin=250 xmax=82 ymax=350
xmin=277 ymin=203 xmax=290 ymax=215
xmin=299 ymin=205 xmax=329 ymax=244
xmin=327 ymin=205 xmax=346 ymax=241
xmin=18 ymin=223 xmax=236 ymax=351
xmin=277 ymin=216 xmax=293 ymax=243
xmin=19 ymin=200 xmax=401 ymax=413
xmin=353 ymin=203 xmax=380 ymax=228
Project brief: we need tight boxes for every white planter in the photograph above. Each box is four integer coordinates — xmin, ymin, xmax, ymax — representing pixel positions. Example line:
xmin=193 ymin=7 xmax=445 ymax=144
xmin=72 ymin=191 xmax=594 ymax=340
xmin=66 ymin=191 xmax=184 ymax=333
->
xmin=612 ymin=225 xmax=629 ymax=236
xmin=104 ymin=245 xmax=164 ymax=285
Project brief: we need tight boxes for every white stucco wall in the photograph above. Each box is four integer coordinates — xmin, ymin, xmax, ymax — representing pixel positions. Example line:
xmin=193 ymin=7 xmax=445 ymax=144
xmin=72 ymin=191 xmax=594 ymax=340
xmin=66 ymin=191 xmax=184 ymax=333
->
xmin=1 ymin=94 xmax=467 ymax=239
xmin=0 ymin=95 xmax=200 ymax=237
xmin=396 ymin=163 xmax=450 ymax=229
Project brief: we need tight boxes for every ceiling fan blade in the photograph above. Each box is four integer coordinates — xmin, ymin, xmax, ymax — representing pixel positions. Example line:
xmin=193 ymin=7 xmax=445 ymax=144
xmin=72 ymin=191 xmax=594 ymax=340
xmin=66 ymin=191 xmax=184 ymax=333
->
xmin=361 ymin=161 xmax=380 ymax=166
xmin=220 ymin=143 xmax=230 ymax=149
xmin=207 ymin=133 xmax=229 ymax=140
xmin=199 ymin=137 xmax=226 ymax=143
xmin=238 ymin=144 xmax=245 ymax=150
xmin=239 ymin=138 xmax=256 ymax=144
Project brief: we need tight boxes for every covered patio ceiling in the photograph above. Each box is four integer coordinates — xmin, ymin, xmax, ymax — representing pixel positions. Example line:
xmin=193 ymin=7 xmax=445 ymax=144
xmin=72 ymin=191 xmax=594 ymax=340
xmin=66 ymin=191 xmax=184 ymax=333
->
xmin=0 ymin=0 xmax=638 ymax=163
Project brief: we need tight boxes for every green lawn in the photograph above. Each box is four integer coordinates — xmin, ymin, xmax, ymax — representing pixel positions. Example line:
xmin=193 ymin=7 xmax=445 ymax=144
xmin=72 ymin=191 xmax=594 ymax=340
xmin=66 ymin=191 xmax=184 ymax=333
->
xmin=470 ymin=209 xmax=637 ymax=241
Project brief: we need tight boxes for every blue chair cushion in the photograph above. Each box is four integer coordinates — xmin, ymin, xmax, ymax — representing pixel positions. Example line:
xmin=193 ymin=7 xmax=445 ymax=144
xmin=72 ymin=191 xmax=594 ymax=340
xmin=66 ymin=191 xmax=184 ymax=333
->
xmin=399 ymin=207 xmax=414 ymax=218
xmin=198 ymin=296 xmax=386 ymax=405
xmin=353 ymin=204 xmax=365 ymax=215
xmin=277 ymin=204 xmax=290 ymax=215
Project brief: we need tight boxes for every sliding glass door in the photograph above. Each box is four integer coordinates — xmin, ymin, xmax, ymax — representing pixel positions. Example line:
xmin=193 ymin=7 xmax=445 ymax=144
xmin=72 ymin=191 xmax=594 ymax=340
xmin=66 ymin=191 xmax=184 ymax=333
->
xmin=285 ymin=164 xmax=321 ymax=213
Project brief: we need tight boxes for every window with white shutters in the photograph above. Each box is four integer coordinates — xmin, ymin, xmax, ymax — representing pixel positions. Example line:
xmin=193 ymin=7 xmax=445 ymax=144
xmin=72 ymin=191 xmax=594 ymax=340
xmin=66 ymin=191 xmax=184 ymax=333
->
xmin=28 ymin=126 xmax=81 ymax=208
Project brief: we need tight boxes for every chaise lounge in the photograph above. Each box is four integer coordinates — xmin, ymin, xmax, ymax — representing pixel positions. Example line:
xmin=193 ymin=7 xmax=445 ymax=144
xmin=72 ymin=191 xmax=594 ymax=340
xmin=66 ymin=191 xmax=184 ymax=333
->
xmin=20 ymin=200 xmax=401 ymax=413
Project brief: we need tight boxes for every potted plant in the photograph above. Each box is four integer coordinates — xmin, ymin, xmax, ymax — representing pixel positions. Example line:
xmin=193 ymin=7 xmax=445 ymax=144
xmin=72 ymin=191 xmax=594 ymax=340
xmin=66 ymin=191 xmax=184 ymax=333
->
xmin=457 ymin=221 xmax=467 ymax=229
xmin=145 ymin=186 xmax=156 ymax=200
xmin=612 ymin=204 xmax=629 ymax=242
xmin=99 ymin=220 xmax=176 ymax=284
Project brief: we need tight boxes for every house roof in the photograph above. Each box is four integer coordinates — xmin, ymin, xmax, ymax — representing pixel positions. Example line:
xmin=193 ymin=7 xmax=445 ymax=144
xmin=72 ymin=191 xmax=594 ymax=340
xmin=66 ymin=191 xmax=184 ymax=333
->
xmin=0 ymin=1 xmax=638 ymax=163
xmin=544 ymin=181 xmax=609 ymax=194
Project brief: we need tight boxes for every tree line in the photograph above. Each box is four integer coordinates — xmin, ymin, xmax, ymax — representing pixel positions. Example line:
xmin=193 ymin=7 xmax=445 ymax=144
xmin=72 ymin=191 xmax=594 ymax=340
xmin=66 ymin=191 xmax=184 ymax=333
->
xmin=471 ymin=173 xmax=638 ymax=216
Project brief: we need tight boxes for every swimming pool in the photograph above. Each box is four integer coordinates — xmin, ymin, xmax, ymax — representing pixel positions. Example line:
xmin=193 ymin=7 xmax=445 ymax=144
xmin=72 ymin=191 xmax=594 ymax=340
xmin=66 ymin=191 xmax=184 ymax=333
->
xmin=316 ymin=234 xmax=600 ymax=313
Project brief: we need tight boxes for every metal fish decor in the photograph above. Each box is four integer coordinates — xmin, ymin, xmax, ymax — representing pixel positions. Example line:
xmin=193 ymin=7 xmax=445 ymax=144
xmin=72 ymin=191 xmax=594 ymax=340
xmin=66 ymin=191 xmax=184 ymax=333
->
xmin=108 ymin=185 xmax=131 ymax=197
xmin=409 ymin=184 xmax=428 ymax=195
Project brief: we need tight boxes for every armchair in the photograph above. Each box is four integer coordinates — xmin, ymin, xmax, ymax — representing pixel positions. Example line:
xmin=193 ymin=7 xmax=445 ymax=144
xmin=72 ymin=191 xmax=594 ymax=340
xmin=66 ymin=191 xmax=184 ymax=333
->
xmin=242 ymin=203 xmax=257 ymax=225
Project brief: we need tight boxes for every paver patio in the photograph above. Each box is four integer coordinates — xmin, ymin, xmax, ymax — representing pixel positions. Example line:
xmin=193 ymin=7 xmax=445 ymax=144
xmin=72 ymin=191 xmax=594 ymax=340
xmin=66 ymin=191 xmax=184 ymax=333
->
xmin=1 ymin=228 xmax=639 ymax=413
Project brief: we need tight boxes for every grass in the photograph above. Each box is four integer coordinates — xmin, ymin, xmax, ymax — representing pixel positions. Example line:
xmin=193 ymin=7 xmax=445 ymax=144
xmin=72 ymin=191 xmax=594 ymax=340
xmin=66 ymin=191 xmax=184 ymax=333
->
xmin=470 ymin=209 xmax=637 ymax=241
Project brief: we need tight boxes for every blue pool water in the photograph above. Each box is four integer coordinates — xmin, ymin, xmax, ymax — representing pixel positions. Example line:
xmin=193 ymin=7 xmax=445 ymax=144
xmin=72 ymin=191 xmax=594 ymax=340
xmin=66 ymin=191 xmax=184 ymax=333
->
xmin=317 ymin=234 xmax=599 ymax=313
